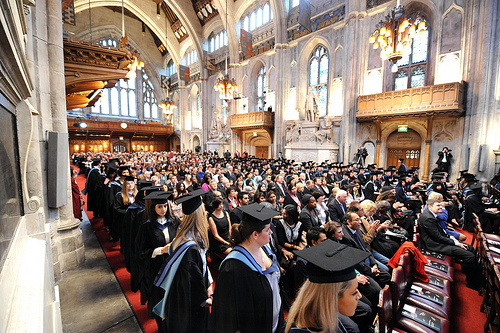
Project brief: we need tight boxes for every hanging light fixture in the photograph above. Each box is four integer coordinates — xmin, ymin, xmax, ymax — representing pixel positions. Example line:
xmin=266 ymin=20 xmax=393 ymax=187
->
xmin=369 ymin=0 xmax=426 ymax=72
xmin=120 ymin=0 xmax=144 ymax=77
xmin=159 ymin=6 xmax=175 ymax=124
xmin=213 ymin=0 xmax=238 ymax=100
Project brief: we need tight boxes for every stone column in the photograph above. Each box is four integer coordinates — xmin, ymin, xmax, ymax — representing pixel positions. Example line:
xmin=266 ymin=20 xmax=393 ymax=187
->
xmin=274 ymin=44 xmax=287 ymax=158
xmin=422 ymin=116 xmax=433 ymax=181
xmin=47 ymin=0 xmax=84 ymax=274
xmin=375 ymin=119 xmax=381 ymax=166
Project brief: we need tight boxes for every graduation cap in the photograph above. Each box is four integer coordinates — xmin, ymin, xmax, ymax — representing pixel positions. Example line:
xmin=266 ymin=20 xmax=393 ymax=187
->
xmin=124 ymin=176 xmax=135 ymax=182
xmin=239 ymin=203 xmax=279 ymax=227
xmin=175 ymin=189 xmax=207 ymax=215
xmin=381 ymin=185 xmax=395 ymax=192
xmin=137 ymin=180 xmax=155 ymax=190
xmin=144 ymin=191 xmax=172 ymax=204
xmin=105 ymin=162 xmax=119 ymax=171
xmin=410 ymin=167 xmax=419 ymax=171
xmin=109 ymin=158 xmax=120 ymax=165
xmin=141 ymin=185 xmax=162 ymax=194
xmin=459 ymin=169 xmax=469 ymax=174
xmin=294 ymin=239 xmax=370 ymax=283
xmin=398 ymin=158 xmax=405 ymax=162
xmin=469 ymin=183 xmax=482 ymax=191
xmin=119 ymin=165 xmax=130 ymax=171
xmin=92 ymin=158 xmax=101 ymax=166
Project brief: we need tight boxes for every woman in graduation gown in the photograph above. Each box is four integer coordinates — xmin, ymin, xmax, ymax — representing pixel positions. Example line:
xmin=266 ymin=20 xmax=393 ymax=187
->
xmin=113 ymin=176 xmax=137 ymax=248
xmin=285 ymin=240 xmax=370 ymax=333
xmin=210 ymin=203 xmax=284 ymax=333
xmin=152 ymin=189 xmax=212 ymax=333
xmin=135 ymin=190 xmax=180 ymax=332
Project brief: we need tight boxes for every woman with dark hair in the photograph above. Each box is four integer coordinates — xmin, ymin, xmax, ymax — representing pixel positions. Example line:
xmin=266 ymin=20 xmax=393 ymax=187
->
xmin=202 ymin=172 xmax=212 ymax=192
xmin=208 ymin=198 xmax=232 ymax=257
xmin=176 ymin=181 xmax=188 ymax=196
xmin=364 ymin=173 xmax=380 ymax=202
xmin=267 ymin=190 xmax=282 ymax=214
xmin=257 ymin=182 xmax=268 ymax=196
xmin=284 ymin=183 xmax=302 ymax=211
xmin=254 ymin=192 xmax=267 ymax=204
xmin=135 ymin=191 xmax=180 ymax=332
xmin=210 ymin=203 xmax=283 ymax=333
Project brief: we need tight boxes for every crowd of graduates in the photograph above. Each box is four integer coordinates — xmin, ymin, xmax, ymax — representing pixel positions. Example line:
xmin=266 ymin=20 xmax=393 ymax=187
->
xmin=71 ymin=149 xmax=500 ymax=333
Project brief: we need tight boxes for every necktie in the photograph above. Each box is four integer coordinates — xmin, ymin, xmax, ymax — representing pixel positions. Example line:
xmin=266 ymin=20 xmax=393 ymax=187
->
xmin=353 ymin=231 xmax=370 ymax=265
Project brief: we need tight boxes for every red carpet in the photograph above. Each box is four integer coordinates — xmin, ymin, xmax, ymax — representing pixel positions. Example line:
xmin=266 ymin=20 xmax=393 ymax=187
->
xmin=75 ymin=170 xmax=156 ymax=333
xmin=75 ymin=167 xmax=486 ymax=333
xmin=450 ymin=229 xmax=485 ymax=333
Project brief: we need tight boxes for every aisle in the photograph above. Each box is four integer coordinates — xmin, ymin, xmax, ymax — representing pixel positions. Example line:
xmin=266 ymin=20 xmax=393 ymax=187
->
xmin=76 ymin=171 xmax=157 ymax=333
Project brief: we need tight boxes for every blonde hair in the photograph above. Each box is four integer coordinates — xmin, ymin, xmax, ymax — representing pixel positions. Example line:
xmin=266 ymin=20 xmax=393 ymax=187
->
xmin=361 ymin=199 xmax=376 ymax=215
xmin=173 ymin=204 xmax=209 ymax=251
xmin=428 ymin=192 xmax=443 ymax=201
xmin=285 ymin=279 xmax=351 ymax=333
xmin=121 ymin=181 xmax=138 ymax=205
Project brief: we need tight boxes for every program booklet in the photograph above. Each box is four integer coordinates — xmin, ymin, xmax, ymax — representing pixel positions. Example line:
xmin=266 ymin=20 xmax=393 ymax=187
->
xmin=410 ymin=285 xmax=445 ymax=305
xmin=425 ymin=260 xmax=449 ymax=273
xmin=428 ymin=275 xmax=445 ymax=288
xmin=421 ymin=249 xmax=446 ymax=260
xmin=401 ymin=304 xmax=441 ymax=332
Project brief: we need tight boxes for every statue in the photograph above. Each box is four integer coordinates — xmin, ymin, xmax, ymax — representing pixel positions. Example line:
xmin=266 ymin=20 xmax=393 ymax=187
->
xmin=304 ymin=87 xmax=319 ymax=122
xmin=315 ymin=118 xmax=332 ymax=144
xmin=286 ymin=120 xmax=301 ymax=144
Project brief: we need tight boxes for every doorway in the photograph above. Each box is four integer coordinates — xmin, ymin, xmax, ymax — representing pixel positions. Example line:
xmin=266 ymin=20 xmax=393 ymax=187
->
xmin=255 ymin=146 xmax=269 ymax=159
xmin=386 ymin=128 xmax=421 ymax=168
xmin=112 ymin=141 xmax=127 ymax=153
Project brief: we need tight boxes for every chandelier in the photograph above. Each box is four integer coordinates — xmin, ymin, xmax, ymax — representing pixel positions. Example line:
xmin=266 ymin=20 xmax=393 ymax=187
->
xmin=369 ymin=0 xmax=426 ymax=72
xmin=159 ymin=98 xmax=175 ymax=123
xmin=213 ymin=0 xmax=238 ymax=100
xmin=214 ymin=74 xmax=237 ymax=100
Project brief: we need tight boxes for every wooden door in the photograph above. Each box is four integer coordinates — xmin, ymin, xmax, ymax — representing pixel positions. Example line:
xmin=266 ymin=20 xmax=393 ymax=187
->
xmin=387 ymin=149 xmax=420 ymax=168
xmin=255 ymin=146 xmax=269 ymax=159
xmin=113 ymin=141 xmax=127 ymax=153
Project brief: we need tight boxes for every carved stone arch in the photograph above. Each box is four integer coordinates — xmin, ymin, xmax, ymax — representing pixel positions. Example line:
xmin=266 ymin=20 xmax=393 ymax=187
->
xmin=73 ymin=0 xmax=184 ymax=66
xmin=203 ymin=18 xmax=225 ymax=42
xmin=212 ymin=0 xmax=239 ymax=73
xmin=180 ymin=40 xmax=195 ymax=61
xmin=440 ymin=3 xmax=464 ymax=54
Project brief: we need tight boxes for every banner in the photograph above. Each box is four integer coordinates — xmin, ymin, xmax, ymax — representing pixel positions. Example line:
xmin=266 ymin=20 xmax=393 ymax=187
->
xmin=240 ymin=29 xmax=253 ymax=56
xmin=160 ymin=75 xmax=170 ymax=90
xmin=298 ymin=0 xmax=311 ymax=32
xmin=179 ymin=65 xmax=190 ymax=83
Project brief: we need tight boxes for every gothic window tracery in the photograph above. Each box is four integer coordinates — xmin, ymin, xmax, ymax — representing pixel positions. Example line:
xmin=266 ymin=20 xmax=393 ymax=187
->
xmin=208 ymin=30 xmax=227 ymax=52
xmin=309 ymin=45 xmax=329 ymax=117
xmin=394 ymin=15 xmax=429 ymax=90
xmin=143 ymin=73 xmax=159 ymax=120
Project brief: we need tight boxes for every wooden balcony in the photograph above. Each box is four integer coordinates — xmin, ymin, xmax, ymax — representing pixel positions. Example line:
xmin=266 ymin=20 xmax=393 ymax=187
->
xmin=357 ymin=82 xmax=465 ymax=121
xmin=230 ymin=111 xmax=274 ymax=130
xmin=67 ymin=118 xmax=173 ymax=138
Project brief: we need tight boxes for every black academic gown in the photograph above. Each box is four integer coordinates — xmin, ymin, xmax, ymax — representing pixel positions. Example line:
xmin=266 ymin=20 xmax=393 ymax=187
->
xmin=85 ymin=167 xmax=104 ymax=213
xmin=125 ymin=203 xmax=145 ymax=276
xmin=210 ymin=255 xmax=277 ymax=333
xmin=135 ymin=219 xmax=178 ymax=318
xmin=161 ymin=245 xmax=210 ymax=333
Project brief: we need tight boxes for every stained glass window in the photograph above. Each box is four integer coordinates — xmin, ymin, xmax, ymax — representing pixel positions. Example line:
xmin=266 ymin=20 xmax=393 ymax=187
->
xmin=256 ymin=66 xmax=266 ymax=111
xmin=143 ymin=74 xmax=159 ymax=120
xmin=309 ymin=45 xmax=329 ymax=117
xmin=393 ymin=15 xmax=429 ymax=90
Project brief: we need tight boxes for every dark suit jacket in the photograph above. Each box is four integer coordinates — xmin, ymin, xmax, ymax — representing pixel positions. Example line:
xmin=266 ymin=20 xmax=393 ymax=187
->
xmin=340 ymin=225 xmax=376 ymax=277
xmin=418 ymin=209 xmax=456 ymax=255
xmin=299 ymin=205 xmax=320 ymax=231
xmin=274 ymin=182 xmax=287 ymax=200
xmin=328 ymin=199 xmax=346 ymax=223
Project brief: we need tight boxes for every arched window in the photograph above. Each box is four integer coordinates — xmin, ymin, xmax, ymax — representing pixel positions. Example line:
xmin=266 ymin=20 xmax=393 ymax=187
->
xmin=257 ymin=8 xmax=263 ymax=27
xmin=92 ymin=38 xmax=137 ymax=118
xmin=210 ymin=37 xmax=215 ymax=52
xmin=250 ymin=12 xmax=256 ymax=31
xmin=167 ymin=60 xmax=176 ymax=76
xmin=208 ymin=31 xmax=227 ymax=52
xmin=394 ymin=15 xmax=429 ymax=90
xmin=263 ymin=3 xmax=270 ymax=24
xmin=256 ymin=65 xmax=266 ymax=112
xmin=143 ymin=73 xmax=159 ymax=120
xmin=243 ymin=16 xmax=249 ymax=31
xmin=309 ymin=45 xmax=329 ymax=117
